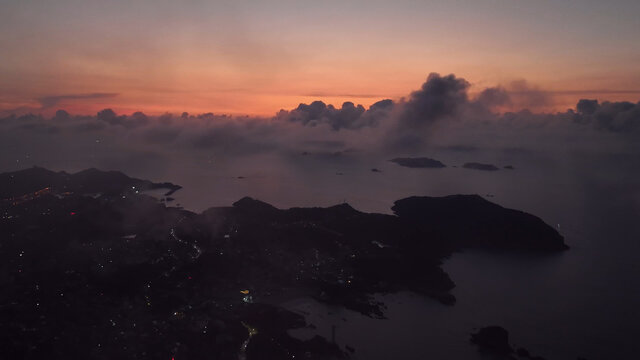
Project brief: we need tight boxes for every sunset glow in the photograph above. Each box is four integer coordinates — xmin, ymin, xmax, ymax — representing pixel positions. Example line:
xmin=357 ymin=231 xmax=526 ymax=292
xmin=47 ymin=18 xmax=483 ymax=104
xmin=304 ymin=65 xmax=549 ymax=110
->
xmin=1 ymin=0 xmax=639 ymax=116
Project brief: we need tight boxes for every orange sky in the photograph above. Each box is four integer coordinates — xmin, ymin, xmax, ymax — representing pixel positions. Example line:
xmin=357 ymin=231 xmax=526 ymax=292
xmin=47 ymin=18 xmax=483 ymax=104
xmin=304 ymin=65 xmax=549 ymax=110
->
xmin=1 ymin=0 xmax=639 ymax=117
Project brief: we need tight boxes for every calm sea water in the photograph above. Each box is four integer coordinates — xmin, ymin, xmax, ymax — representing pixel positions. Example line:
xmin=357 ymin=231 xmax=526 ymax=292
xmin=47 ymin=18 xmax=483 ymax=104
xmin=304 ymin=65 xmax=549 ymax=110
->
xmin=3 ymin=147 xmax=639 ymax=359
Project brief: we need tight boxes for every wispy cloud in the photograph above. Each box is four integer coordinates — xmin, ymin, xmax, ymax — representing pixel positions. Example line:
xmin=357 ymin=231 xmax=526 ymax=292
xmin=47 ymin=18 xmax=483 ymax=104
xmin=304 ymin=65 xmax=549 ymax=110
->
xmin=37 ymin=93 xmax=119 ymax=109
xmin=301 ymin=93 xmax=386 ymax=99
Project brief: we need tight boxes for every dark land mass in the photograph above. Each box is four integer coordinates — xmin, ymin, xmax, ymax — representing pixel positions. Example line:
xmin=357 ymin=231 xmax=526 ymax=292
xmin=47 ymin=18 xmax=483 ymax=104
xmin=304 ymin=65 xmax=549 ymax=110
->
xmin=390 ymin=157 xmax=446 ymax=168
xmin=504 ymin=165 xmax=515 ymax=170
xmin=469 ymin=326 xmax=574 ymax=360
xmin=0 ymin=167 xmax=567 ymax=359
xmin=0 ymin=166 xmax=181 ymax=200
xmin=470 ymin=326 xmax=514 ymax=356
xmin=463 ymin=162 xmax=500 ymax=171
xmin=392 ymin=195 xmax=568 ymax=252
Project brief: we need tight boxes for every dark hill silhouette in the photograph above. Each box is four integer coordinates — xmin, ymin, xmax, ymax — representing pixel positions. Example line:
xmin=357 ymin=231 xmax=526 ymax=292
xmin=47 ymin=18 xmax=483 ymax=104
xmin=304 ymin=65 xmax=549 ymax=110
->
xmin=392 ymin=195 xmax=567 ymax=252
xmin=0 ymin=166 xmax=181 ymax=199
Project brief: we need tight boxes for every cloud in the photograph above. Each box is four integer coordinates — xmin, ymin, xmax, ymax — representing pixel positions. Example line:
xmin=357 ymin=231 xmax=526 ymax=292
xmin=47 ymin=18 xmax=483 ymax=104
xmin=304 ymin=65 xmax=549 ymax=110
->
xmin=277 ymin=99 xmax=394 ymax=131
xmin=381 ymin=73 xmax=474 ymax=152
xmin=576 ymin=99 xmax=599 ymax=115
xmin=397 ymin=73 xmax=470 ymax=129
xmin=190 ymin=120 xmax=280 ymax=155
xmin=52 ymin=109 xmax=72 ymax=121
xmin=97 ymin=109 xmax=148 ymax=128
xmin=301 ymin=92 xmax=384 ymax=98
xmin=573 ymin=100 xmax=640 ymax=133
xmin=141 ymin=126 xmax=182 ymax=144
xmin=475 ymin=87 xmax=511 ymax=108
xmin=37 ymin=93 xmax=119 ymax=109
xmin=504 ymin=80 xmax=553 ymax=110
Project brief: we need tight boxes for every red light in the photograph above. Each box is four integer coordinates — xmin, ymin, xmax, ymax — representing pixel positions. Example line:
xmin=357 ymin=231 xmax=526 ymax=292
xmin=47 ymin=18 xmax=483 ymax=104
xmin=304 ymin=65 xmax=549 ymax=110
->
xmin=70 ymin=212 xmax=76 ymax=216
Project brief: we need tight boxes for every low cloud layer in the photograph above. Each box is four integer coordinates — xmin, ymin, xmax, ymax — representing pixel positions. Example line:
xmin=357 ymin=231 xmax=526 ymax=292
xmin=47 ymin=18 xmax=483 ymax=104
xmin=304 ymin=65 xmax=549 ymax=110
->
xmin=277 ymin=99 xmax=394 ymax=131
xmin=0 ymin=73 xmax=639 ymax=177
xmin=573 ymin=99 xmax=640 ymax=133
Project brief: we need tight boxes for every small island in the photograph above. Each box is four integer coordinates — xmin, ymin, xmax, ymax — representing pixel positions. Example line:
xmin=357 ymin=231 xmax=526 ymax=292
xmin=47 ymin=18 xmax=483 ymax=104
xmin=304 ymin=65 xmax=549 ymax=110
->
xmin=470 ymin=326 xmax=560 ymax=360
xmin=390 ymin=157 xmax=446 ymax=168
xmin=463 ymin=162 xmax=500 ymax=171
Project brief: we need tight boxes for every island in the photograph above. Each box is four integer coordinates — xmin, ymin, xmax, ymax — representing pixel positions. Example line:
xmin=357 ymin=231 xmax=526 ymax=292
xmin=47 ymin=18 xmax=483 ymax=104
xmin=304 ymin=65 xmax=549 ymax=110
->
xmin=0 ymin=167 xmax=567 ymax=359
xmin=470 ymin=326 xmax=563 ymax=360
xmin=470 ymin=326 xmax=513 ymax=356
xmin=463 ymin=162 xmax=500 ymax=171
xmin=390 ymin=157 xmax=446 ymax=168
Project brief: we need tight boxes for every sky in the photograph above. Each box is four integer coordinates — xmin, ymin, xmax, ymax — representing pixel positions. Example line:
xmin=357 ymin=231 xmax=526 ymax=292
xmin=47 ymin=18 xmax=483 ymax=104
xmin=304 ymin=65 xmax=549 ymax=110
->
xmin=1 ymin=0 xmax=639 ymax=116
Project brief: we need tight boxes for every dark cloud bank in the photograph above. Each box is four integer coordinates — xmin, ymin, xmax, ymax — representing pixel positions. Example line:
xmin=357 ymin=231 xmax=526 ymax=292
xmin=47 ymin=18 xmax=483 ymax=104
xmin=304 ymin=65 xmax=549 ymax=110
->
xmin=1 ymin=73 xmax=639 ymax=173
